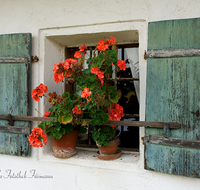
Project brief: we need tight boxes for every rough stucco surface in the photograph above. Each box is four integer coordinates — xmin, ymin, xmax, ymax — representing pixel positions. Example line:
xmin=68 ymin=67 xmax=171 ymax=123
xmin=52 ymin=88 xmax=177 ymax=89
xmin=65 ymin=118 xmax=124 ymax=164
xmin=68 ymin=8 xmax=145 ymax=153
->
xmin=0 ymin=0 xmax=200 ymax=190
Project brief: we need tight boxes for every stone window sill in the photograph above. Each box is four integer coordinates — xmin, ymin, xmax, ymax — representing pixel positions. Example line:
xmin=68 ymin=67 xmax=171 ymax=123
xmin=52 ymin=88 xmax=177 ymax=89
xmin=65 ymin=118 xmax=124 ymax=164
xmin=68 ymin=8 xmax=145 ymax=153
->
xmin=38 ymin=147 xmax=140 ymax=172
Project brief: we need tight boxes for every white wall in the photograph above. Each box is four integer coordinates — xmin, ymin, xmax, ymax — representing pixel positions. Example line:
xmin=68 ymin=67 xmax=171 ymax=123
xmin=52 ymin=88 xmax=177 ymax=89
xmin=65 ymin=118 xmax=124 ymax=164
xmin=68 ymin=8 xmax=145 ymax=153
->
xmin=0 ymin=1 xmax=200 ymax=189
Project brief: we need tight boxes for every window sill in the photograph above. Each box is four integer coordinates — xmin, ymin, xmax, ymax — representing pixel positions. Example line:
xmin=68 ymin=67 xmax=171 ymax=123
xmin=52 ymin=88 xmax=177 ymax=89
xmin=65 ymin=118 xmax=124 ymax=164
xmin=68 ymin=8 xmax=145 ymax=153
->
xmin=38 ymin=147 xmax=140 ymax=172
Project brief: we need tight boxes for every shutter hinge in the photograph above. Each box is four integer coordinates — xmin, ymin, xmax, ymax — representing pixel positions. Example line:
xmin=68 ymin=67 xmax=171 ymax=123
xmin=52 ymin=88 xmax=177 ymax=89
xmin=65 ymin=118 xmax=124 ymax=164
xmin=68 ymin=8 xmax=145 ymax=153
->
xmin=32 ymin=55 xmax=39 ymax=62
xmin=144 ymin=50 xmax=147 ymax=60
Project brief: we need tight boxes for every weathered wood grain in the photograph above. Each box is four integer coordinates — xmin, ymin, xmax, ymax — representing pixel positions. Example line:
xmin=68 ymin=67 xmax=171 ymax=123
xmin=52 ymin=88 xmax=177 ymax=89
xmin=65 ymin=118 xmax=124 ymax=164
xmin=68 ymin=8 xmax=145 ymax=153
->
xmin=144 ymin=135 xmax=200 ymax=149
xmin=145 ymin=18 xmax=200 ymax=178
xmin=0 ymin=33 xmax=32 ymax=157
xmin=146 ymin=48 xmax=200 ymax=58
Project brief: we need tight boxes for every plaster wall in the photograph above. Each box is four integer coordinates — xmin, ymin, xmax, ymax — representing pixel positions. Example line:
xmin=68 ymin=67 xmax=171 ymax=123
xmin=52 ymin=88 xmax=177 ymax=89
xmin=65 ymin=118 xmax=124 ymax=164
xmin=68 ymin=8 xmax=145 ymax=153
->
xmin=0 ymin=0 xmax=200 ymax=190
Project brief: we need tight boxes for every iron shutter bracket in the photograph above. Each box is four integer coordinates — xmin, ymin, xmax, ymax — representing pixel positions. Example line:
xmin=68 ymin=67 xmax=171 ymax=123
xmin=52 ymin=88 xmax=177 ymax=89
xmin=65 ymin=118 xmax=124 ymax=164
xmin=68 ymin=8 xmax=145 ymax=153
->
xmin=7 ymin=114 xmax=14 ymax=126
xmin=163 ymin=123 xmax=170 ymax=138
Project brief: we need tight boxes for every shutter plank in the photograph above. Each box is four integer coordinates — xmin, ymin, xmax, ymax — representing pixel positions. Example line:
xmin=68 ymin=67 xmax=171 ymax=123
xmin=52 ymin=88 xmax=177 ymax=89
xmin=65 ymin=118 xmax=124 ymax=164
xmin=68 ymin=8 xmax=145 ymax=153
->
xmin=145 ymin=18 xmax=200 ymax=178
xmin=0 ymin=33 xmax=31 ymax=157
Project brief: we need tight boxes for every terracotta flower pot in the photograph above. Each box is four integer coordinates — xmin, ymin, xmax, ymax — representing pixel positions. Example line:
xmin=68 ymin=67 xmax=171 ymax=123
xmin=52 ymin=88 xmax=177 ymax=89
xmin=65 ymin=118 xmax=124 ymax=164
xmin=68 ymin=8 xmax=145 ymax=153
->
xmin=96 ymin=138 xmax=122 ymax=160
xmin=52 ymin=130 xmax=79 ymax=158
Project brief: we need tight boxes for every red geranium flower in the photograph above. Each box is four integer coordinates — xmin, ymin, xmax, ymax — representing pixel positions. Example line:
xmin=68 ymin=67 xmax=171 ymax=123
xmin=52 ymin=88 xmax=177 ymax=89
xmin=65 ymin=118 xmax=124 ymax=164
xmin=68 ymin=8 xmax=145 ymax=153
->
xmin=53 ymin=62 xmax=65 ymax=83
xmin=72 ymin=105 xmax=82 ymax=115
xmin=79 ymin=44 xmax=87 ymax=55
xmin=31 ymin=83 xmax=48 ymax=102
xmin=117 ymin=59 xmax=126 ymax=71
xmin=91 ymin=67 xmax=104 ymax=85
xmin=43 ymin=112 xmax=51 ymax=117
xmin=28 ymin=127 xmax=47 ymax=148
xmin=74 ymin=51 xmax=82 ymax=59
xmin=81 ymin=87 xmax=92 ymax=98
xmin=96 ymin=40 xmax=109 ymax=51
xmin=108 ymin=104 xmax=124 ymax=121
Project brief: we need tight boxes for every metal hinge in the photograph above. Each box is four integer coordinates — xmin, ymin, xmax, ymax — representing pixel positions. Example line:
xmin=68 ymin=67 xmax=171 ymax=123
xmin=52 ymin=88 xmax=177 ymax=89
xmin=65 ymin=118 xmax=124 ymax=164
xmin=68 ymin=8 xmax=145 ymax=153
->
xmin=32 ymin=55 xmax=39 ymax=62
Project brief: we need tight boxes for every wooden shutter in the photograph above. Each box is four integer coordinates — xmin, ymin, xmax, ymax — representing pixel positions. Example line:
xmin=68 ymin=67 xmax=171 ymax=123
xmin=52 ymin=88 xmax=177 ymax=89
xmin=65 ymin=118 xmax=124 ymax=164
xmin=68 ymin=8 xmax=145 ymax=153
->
xmin=0 ymin=33 xmax=32 ymax=157
xmin=145 ymin=18 xmax=200 ymax=178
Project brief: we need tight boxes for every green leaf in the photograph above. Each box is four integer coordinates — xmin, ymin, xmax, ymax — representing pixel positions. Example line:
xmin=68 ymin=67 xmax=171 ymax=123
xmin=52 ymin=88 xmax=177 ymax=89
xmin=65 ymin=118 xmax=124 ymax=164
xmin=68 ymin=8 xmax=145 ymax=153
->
xmin=101 ymin=83 xmax=106 ymax=91
xmin=107 ymin=49 xmax=117 ymax=56
xmin=83 ymin=68 xmax=91 ymax=75
xmin=102 ymin=114 xmax=110 ymax=123
xmin=46 ymin=130 xmax=53 ymax=137
xmin=103 ymin=141 xmax=110 ymax=146
xmin=79 ymin=126 xmax=87 ymax=134
xmin=92 ymin=131 xmax=100 ymax=141
xmin=104 ymin=98 xmax=110 ymax=106
xmin=61 ymin=114 xmax=73 ymax=124
xmin=111 ymin=57 xmax=118 ymax=65
xmin=107 ymin=67 xmax=113 ymax=76
xmin=93 ymin=86 xmax=101 ymax=93
xmin=63 ymin=92 xmax=70 ymax=98
xmin=99 ymin=133 xmax=106 ymax=141
xmin=110 ymin=95 xmax=119 ymax=103
xmin=91 ymin=118 xmax=100 ymax=126
xmin=108 ymin=86 xmax=117 ymax=95
xmin=38 ymin=121 xmax=46 ymax=130
xmin=106 ymin=60 xmax=112 ymax=66
xmin=63 ymin=124 xmax=74 ymax=133
xmin=89 ymin=74 xmax=96 ymax=82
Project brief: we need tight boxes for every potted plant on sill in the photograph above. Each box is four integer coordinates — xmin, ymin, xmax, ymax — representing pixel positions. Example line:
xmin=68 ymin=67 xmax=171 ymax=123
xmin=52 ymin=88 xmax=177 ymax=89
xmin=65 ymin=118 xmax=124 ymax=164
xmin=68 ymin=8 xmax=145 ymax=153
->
xmin=28 ymin=36 xmax=126 ymax=160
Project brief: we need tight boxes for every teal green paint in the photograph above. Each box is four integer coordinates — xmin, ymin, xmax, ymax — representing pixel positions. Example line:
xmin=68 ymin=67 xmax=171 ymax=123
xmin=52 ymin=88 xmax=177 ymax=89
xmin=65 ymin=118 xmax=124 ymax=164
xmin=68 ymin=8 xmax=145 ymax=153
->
xmin=145 ymin=18 xmax=200 ymax=178
xmin=0 ymin=33 xmax=30 ymax=57
xmin=0 ymin=33 xmax=31 ymax=157
xmin=148 ymin=18 xmax=200 ymax=50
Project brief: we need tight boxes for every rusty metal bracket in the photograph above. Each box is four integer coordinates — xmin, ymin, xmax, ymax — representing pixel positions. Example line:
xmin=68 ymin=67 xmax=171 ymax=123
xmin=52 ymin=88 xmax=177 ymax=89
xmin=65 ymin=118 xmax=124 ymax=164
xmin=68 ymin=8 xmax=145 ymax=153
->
xmin=7 ymin=114 xmax=14 ymax=126
xmin=144 ymin=50 xmax=147 ymax=60
xmin=32 ymin=55 xmax=39 ymax=62
xmin=163 ymin=123 xmax=170 ymax=138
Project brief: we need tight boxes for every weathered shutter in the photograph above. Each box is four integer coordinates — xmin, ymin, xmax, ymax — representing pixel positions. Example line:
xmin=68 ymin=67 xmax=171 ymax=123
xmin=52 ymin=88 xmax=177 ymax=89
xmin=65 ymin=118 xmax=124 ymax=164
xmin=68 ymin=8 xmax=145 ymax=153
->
xmin=0 ymin=33 xmax=32 ymax=156
xmin=145 ymin=18 xmax=200 ymax=178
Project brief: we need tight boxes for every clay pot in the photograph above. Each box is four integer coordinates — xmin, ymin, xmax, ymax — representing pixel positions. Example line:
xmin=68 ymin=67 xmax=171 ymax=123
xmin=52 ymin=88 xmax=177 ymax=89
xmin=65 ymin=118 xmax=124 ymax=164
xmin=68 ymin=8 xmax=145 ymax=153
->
xmin=96 ymin=138 xmax=121 ymax=160
xmin=98 ymin=138 xmax=120 ymax=155
xmin=52 ymin=130 xmax=79 ymax=158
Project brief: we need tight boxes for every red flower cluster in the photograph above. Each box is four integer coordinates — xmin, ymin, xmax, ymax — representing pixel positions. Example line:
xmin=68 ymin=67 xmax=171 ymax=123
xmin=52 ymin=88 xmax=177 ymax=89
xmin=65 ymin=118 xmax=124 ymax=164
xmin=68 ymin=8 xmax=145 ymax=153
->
xmin=32 ymin=83 xmax=48 ymax=102
xmin=97 ymin=40 xmax=109 ymax=51
xmin=79 ymin=43 xmax=87 ymax=55
xmin=96 ymin=36 xmax=117 ymax=51
xmin=43 ymin=112 xmax=51 ymax=117
xmin=53 ymin=59 xmax=77 ymax=83
xmin=74 ymin=51 xmax=82 ymax=58
xmin=117 ymin=59 xmax=126 ymax=71
xmin=91 ymin=67 xmax=104 ymax=85
xmin=28 ymin=127 xmax=47 ymax=148
xmin=81 ymin=87 xmax=92 ymax=98
xmin=108 ymin=104 xmax=124 ymax=121
xmin=74 ymin=44 xmax=88 ymax=58
xmin=72 ymin=105 xmax=82 ymax=115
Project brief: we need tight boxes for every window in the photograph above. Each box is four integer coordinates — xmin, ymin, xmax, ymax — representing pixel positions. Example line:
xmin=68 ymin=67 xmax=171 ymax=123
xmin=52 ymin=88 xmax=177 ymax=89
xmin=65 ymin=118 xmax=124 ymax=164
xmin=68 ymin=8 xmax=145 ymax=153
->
xmin=65 ymin=43 xmax=140 ymax=152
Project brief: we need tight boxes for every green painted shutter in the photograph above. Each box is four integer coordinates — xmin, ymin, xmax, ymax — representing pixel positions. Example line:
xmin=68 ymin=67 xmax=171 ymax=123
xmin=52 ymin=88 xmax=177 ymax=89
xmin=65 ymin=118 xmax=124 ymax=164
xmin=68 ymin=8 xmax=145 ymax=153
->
xmin=0 ymin=33 xmax=32 ymax=157
xmin=145 ymin=18 xmax=200 ymax=178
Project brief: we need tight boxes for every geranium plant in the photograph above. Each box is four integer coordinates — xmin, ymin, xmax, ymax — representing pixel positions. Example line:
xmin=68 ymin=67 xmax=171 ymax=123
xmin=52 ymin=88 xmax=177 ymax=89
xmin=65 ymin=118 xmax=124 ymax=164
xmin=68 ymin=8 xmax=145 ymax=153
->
xmin=29 ymin=36 xmax=125 ymax=148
